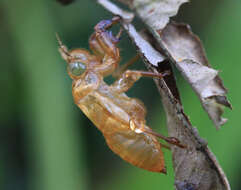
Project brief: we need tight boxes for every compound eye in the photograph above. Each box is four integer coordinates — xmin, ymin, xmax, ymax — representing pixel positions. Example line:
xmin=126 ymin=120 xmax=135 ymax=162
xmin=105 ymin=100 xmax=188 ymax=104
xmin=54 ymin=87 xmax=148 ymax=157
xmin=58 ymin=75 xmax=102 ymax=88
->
xmin=68 ymin=62 xmax=86 ymax=76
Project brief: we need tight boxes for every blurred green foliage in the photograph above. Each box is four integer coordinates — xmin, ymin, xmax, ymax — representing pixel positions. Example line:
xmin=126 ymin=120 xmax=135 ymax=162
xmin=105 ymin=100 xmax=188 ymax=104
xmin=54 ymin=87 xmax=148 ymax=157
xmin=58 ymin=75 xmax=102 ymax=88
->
xmin=1 ymin=0 xmax=240 ymax=190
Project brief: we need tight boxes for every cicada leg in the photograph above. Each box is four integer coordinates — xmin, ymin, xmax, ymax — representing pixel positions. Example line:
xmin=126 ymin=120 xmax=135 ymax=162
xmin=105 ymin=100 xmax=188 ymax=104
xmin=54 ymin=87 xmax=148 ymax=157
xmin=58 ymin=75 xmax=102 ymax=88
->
xmin=94 ymin=16 xmax=121 ymax=32
xmin=160 ymin=143 xmax=171 ymax=150
xmin=111 ymin=69 xmax=170 ymax=93
xmin=89 ymin=17 xmax=123 ymax=76
xmin=90 ymin=16 xmax=122 ymax=59
xmin=142 ymin=127 xmax=186 ymax=148
xmin=129 ymin=119 xmax=186 ymax=149
xmin=112 ymin=54 xmax=140 ymax=78
xmin=115 ymin=27 xmax=123 ymax=40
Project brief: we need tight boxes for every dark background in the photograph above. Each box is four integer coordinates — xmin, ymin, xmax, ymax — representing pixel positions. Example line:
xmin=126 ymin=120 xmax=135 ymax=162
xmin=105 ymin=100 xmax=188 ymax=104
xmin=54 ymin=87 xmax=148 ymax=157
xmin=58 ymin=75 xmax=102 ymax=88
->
xmin=1 ymin=0 xmax=241 ymax=189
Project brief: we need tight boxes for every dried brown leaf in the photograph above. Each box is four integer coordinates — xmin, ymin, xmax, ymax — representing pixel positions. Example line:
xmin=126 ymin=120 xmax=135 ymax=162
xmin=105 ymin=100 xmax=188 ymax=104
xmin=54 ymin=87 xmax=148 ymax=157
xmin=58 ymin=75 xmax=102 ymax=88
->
xmin=159 ymin=22 xmax=232 ymax=129
xmin=117 ymin=0 xmax=231 ymax=129
xmin=117 ymin=0 xmax=188 ymax=30
xmin=99 ymin=0 xmax=135 ymax=22
xmin=131 ymin=25 xmax=230 ymax=190
xmin=97 ymin=0 xmax=231 ymax=189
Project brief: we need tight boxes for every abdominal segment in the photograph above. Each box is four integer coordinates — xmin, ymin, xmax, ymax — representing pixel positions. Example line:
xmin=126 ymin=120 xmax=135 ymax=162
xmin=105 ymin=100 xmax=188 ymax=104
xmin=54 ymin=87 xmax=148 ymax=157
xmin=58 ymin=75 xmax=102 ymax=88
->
xmin=103 ymin=124 xmax=165 ymax=173
xmin=77 ymin=95 xmax=165 ymax=173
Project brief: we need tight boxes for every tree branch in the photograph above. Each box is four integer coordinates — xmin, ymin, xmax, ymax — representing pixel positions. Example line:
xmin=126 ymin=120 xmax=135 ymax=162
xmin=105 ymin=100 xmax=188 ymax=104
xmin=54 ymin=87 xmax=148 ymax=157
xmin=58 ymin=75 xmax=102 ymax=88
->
xmin=97 ymin=0 xmax=231 ymax=189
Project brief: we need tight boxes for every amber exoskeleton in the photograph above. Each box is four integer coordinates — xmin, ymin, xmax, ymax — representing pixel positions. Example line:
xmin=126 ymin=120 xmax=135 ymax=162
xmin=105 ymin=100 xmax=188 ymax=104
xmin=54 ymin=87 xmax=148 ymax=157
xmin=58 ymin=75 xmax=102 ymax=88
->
xmin=57 ymin=17 xmax=185 ymax=173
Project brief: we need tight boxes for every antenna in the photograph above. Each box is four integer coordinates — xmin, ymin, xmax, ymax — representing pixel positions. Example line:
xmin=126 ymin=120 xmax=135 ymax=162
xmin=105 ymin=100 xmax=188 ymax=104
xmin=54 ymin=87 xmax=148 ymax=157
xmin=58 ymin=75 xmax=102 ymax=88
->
xmin=56 ymin=33 xmax=71 ymax=58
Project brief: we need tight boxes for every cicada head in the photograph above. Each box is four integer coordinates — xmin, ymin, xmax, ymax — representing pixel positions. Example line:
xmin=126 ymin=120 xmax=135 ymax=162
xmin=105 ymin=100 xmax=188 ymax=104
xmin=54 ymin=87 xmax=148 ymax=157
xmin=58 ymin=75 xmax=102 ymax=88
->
xmin=57 ymin=34 xmax=92 ymax=80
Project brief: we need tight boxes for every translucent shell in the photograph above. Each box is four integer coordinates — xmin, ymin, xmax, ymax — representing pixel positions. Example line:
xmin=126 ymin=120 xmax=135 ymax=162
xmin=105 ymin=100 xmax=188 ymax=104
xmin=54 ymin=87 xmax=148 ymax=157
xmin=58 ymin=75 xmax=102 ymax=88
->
xmin=74 ymin=82 xmax=165 ymax=173
xmin=58 ymin=17 xmax=174 ymax=173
